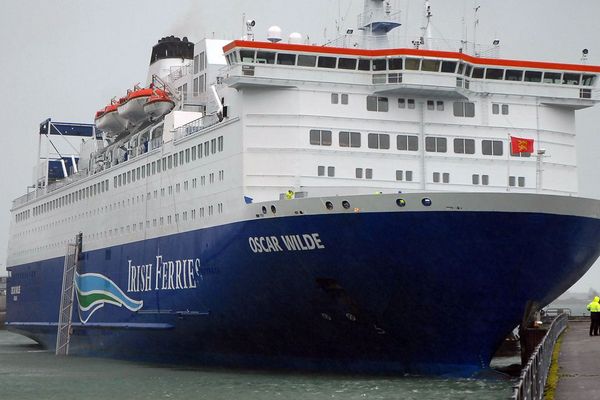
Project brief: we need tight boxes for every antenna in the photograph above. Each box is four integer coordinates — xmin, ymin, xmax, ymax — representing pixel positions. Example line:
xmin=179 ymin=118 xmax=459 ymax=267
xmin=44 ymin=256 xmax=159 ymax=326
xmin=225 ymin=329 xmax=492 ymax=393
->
xmin=245 ymin=18 xmax=256 ymax=41
xmin=473 ymin=4 xmax=480 ymax=56
xmin=582 ymin=48 xmax=589 ymax=64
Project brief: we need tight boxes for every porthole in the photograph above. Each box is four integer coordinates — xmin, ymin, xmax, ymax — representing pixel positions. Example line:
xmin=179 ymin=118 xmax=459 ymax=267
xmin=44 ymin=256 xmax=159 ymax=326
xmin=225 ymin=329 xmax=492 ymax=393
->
xmin=421 ymin=198 xmax=432 ymax=207
xmin=271 ymin=205 xmax=276 ymax=214
xmin=261 ymin=206 xmax=267 ymax=214
xmin=342 ymin=200 xmax=350 ymax=209
xmin=396 ymin=199 xmax=406 ymax=207
xmin=325 ymin=201 xmax=334 ymax=210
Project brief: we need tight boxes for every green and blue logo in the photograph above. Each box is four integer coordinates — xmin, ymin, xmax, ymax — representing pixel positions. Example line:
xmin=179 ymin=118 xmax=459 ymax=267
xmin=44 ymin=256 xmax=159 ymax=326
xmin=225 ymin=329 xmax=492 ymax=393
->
xmin=74 ymin=272 xmax=143 ymax=324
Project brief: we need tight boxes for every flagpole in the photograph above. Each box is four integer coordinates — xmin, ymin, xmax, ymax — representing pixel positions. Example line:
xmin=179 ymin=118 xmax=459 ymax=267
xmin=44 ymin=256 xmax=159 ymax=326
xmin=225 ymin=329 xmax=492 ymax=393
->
xmin=507 ymin=134 xmax=511 ymax=191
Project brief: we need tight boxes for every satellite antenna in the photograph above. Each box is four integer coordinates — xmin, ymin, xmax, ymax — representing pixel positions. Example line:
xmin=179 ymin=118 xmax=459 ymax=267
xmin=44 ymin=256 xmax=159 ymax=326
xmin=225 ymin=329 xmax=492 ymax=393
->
xmin=582 ymin=48 xmax=589 ymax=63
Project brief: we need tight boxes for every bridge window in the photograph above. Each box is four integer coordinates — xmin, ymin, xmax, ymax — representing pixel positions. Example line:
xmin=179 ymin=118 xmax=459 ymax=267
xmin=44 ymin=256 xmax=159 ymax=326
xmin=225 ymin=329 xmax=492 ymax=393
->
xmin=240 ymin=50 xmax=255 ymax=63
xmin=310 ymin=129 xmax=332 ymax=146
xmin=372 ymin=59 xmax=387 ymax=71
xmin=388 ymin=58 xmax=403 ymax=70
xmin=485 ymin=68 xmax=504 ymax=80
xmin=276 ymin=53 xmax=296 ymax=66
xmin=368 ymin=133 xmax=390 ymax=149
xmin=358 ymin=59 xmax=370 ymax=71
xmin=256 ymin=51 xmax=275 ymax=64
xmin=297 ymin=55 xmax=317 ymax=67
xmin=482 ymin=140 xmax=503 ymax=156
xmin=524 ymin=71 xmax=542 ymax=82
xmin=441 ymin=61 xmax=457 ymax=73
xmin=505 ymin=70 xmax=523 ymax=81
xmin=405 ymin=58 xmax=420 ymax=70
xmin=582 ymin=75 xmax=595 ymax=86
xmin=543 ymin=72 xmax=562 ymax=84
xmin=338 ymin=57 xmax=357 ymax=70
xmin=563 ymin=73 xmax=581 ymax=85
xmin=318 ymin=56 xmax=337 ymax=69
xmin=472 ymin=67 xmax=484 ymax=79
xmin=421 ymin=59 xmax=440 ymax=72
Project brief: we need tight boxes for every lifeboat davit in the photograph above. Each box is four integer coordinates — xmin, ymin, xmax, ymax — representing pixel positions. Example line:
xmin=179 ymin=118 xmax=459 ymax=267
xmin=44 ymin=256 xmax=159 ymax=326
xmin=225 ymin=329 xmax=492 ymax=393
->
xmin=117 ymin=88 xmax=154 ymax=127
xmin=143 ymin=89 xmax=175 ymax=119
xmin=94 ymin=103 xmax=127 ymax=137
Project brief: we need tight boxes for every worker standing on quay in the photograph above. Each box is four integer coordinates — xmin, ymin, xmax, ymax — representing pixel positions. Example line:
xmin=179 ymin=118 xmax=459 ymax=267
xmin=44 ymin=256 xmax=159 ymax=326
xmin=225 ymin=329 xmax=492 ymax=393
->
xmin=587 ymin=296 xmax=600 ymax=336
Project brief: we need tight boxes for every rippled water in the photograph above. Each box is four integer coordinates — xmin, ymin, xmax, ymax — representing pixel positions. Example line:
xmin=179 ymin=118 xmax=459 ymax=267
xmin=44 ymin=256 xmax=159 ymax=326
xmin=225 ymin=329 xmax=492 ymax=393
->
xmin=0 ymin=330 xmax=513 ymax=400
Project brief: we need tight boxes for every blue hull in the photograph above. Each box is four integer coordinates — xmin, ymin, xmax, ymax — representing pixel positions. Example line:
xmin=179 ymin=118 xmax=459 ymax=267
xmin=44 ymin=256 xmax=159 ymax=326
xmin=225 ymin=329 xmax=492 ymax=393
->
xmin=7 ymin=209 xmax=600 ymax=376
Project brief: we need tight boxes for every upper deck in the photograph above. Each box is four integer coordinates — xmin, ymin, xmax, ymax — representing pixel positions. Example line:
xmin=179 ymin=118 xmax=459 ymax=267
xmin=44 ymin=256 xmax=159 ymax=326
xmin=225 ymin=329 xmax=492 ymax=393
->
xmin=222 ymin=40 xmax=600 ymax=108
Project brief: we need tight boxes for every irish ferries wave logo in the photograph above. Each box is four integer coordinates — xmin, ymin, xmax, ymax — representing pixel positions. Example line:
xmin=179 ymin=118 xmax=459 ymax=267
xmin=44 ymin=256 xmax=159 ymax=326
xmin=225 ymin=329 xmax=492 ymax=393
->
xmin=74 ymin=272 xmax=143 ymax=324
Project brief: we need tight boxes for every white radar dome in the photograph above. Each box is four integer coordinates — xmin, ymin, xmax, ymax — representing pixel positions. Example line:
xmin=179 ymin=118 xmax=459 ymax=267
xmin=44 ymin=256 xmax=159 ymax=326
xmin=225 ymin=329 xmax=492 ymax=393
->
xmin=267 ymin=26 xmax=283 ymax=43
xmin=288 ymin=32 xmax=303 ymax=44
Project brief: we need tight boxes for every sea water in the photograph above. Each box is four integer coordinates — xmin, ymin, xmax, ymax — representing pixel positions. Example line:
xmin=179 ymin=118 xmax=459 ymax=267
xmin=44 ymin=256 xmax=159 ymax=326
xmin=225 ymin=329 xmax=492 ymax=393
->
xmin=0 ymin=330 xmax=513 ymax=400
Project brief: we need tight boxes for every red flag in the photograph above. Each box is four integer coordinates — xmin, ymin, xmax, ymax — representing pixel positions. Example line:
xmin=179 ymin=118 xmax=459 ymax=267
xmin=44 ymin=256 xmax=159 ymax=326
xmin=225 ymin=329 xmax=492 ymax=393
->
xmin=510 ymin=136 xmax=534 ymax=154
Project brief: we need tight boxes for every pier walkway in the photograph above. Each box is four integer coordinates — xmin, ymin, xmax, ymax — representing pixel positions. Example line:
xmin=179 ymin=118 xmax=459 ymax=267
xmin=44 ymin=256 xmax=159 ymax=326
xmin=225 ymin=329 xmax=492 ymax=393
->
xmin=554 ymin=320 xmax=600 ymax=399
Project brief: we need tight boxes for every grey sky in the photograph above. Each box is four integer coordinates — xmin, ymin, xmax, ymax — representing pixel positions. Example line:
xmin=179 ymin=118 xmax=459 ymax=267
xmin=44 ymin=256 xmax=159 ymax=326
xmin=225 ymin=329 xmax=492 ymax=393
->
xmin=1 ymin=0 xmax=599 ymax=291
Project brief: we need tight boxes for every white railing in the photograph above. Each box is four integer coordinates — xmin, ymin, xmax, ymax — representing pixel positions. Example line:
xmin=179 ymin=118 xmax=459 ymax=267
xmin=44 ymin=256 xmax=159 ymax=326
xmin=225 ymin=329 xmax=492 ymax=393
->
xmin=174 ymin=114 xmax=221 ymax=141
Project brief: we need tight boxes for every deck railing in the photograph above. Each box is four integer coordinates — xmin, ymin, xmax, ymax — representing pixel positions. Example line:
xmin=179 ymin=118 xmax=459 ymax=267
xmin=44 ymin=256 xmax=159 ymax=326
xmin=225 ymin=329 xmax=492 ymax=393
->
xmin=511 ymin=313 xmax=569 ymax=400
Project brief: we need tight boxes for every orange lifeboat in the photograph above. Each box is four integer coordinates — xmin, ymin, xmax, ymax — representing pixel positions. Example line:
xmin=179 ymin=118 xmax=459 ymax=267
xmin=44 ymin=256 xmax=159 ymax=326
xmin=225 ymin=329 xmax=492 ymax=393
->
xmin=117 ymin=88 xmax=154 ymax=127
xmin=94 ymin=102 xmax=127 ymax=137
xmin=143 ymin=89 xmax=175 ymax=119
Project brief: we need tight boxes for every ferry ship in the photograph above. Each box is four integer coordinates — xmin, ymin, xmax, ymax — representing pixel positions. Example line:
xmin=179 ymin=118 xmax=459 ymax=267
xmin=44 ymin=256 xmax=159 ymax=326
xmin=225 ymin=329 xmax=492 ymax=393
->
xmin=5 ymin=0 xmax=600 ymax=375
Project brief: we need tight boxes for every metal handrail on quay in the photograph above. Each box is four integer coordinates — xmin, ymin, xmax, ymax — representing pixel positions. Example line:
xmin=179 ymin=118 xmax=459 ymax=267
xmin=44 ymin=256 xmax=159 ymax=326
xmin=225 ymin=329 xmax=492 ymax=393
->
xmin=511 ymin=313 xmax=569 ymax=400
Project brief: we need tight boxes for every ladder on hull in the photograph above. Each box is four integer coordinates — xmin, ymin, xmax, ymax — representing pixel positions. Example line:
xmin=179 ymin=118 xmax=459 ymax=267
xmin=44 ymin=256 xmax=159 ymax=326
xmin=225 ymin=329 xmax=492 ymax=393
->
xmin=55 ymin=233 xmax=82 ymax=356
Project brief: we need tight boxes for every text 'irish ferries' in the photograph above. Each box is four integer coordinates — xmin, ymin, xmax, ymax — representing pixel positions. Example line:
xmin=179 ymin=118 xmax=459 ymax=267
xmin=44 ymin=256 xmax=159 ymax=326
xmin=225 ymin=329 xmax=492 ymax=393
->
xmin=248 ymin=233 xmax=325 ymax=253
xmin=127 ymin=255 xmax=200 ymax=293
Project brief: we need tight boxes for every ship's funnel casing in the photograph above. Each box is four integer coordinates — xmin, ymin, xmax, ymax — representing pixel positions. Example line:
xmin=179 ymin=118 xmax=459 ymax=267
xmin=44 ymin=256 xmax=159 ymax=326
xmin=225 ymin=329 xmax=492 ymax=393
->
xmin=146 ymin=36 xmax=194 ymax=84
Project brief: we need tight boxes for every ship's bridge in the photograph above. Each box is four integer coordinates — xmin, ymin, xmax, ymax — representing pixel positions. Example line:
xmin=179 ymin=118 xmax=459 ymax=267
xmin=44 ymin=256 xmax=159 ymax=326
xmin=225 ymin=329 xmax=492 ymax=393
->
xmin=222 ymin=40 xmax=600 ymax=109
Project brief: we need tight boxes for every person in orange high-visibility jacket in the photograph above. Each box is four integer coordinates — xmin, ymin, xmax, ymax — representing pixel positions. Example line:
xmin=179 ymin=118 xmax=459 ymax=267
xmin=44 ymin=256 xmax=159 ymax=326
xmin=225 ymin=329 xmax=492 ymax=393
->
xmin=587 ymin=296 xmax=600 ymax=336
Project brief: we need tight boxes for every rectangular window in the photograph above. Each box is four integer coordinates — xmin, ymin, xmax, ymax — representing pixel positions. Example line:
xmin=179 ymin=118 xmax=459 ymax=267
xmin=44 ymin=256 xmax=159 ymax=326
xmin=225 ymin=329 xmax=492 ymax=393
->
xmin=472 ymin=67 xmax=485 ymax=79
xmin=355 ymin=168 xmax=363 ymax=178
xmin=339 ymin=131 xmax=361 ymax=148
xmin=256 ymin=51 xmax=275 ymax=64
xmin=425 ymin=137 xmax=447 ymax=153
xmin=421 ymin=59 xmax=440 ymax=72
xmin=442 ymin=173 xmax=450 ymax=183
xmin=341 ymin=93 xmax=349 ymax=105
xmin=317 ymin=56 xmax=337 ymax=69
xmin=366 ymin=96 xmax=389 ymax=112
xmin=317 ymin=166 xmax=325 ymax=176
xmin=173 ymin=153 xmax=178 ymax=167
xmin=453 ymin=101 xmax=475 ymax=117
xmin=518 ymin=177 xmax=525 ymax=187
xmin=358 ymin=59 xmax=370 ymax=71
xmin=365 ymin=168 xmax=373 ymax=179
xmin=331 ymin=93 xmax=339 ymax=104
xmin=433 ymin=172 xmax=440 ymax=183
xmin=505 ymin=70 xmax=523 ymax=81
xmin=277 ymin=53 xmax=296 ymax=66
xmin=405 ymin=171 xmax=413 ymax=181
xmin=407 ymin=99 xmax=415 ymax=109
xmin=405 ymin=58 xmax=420 ymax=70
xmin=398 ymin=98 xmax=406 ymax=109
xmin=310 ymin=129 xmax=332 ymax=146
xmin=338 ymin=58 xmax=357 ymax=70
xmin=297 ymin=55 xmax=317 ymax=67
xmin=524 ymin=71 xmax=543 ymax=82
xmin=454 ymin=138 xmax=475 ymax=154
xmin=482 ymin=175 xmax=489 ymax=185
xmin=218 ymin=136 xmax=224 ymax=151
xmin=563 ymin=73 xmax=580 ymax=85
xmin=372 ymin=59 xmax=386 ymax=71
xmin=397 ymin=135 xmax=419 ymax=151
xmin=211 ymin=139 xmax=216 ymax=154
xmin=441 ymin=61 xmax=457 ymax=73
xmin=388 ymin=58 xmax=403 ymax=70
xmin=472 ymin=174 xmax=480 ymax=185
xmin=396 ymin=170 xmax=403 ymax=181
xmin=501 ymin=104 xmax=509 ymax=115
xmin=482 ymin=140 xmax=503 ymax=156
xmin=197 ymin=144 xmax=203 ymax=158
xmin=367 ymin=133 xmax=390 ymax=149
xmin=485 ymin=68 xmax=504 ymax=80
xmin=436 ymin=101 xmax=444 ymax=111
xmin=543 ymin=72 xmax=562 ymax=84
xmin=492 ymin=104 xmax=500 ymax=114
xmin=427 ymin=100 xmax=435 ymax=110
xmin=327 ymin=166 xmax=335 ymax=177
xmin=204 ymin=142 xmax=209 ymax=156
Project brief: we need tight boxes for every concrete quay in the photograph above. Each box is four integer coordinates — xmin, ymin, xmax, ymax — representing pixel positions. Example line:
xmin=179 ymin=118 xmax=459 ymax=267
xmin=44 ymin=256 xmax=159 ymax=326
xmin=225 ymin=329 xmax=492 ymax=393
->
xmin=554 ymin=320 xmax=600 ymax=399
